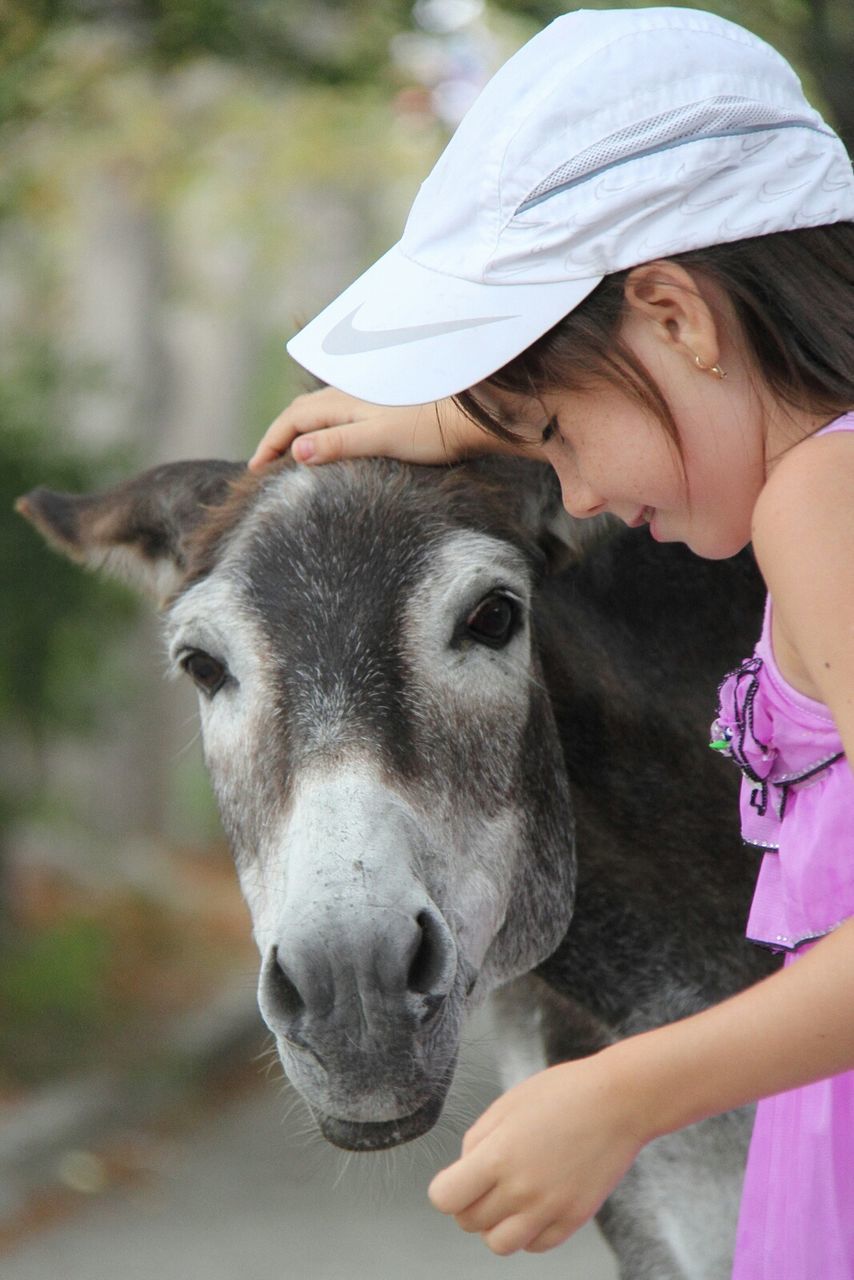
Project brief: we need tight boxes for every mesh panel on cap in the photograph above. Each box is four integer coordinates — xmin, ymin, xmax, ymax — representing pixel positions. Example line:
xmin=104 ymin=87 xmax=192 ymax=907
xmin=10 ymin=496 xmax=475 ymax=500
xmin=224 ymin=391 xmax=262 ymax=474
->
xmin=518 ymin=96 xmax=822 ymax=213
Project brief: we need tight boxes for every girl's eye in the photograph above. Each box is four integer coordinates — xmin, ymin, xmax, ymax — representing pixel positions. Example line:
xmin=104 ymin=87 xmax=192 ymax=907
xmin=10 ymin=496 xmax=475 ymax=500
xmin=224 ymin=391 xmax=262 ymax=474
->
xmin=181 ymin=650 xmax=229 ymax=697
xmin=465 ymin=593 xmax=519 ymax=648
xmin=541 ymin=416 xmax=559 ymax=445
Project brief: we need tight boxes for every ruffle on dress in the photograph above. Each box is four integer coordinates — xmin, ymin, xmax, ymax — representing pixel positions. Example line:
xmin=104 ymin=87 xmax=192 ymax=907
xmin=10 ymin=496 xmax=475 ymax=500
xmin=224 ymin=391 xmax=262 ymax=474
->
xmin=711 ymin=636 xmax=851 ymax=953
xmin=711 ymin=654 xmax=844 ymax=848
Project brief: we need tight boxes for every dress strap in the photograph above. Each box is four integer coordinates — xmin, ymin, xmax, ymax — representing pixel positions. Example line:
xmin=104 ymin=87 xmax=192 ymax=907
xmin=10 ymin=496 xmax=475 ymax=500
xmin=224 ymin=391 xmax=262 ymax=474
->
xmin=814 ymin=410 xmax=854 ymax=437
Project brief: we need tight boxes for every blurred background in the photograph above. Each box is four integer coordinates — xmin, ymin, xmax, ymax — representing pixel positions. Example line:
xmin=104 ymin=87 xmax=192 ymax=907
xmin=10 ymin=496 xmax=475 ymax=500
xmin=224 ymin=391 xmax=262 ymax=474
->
xmin=1 ymin=0 xmax=852 ymax=1273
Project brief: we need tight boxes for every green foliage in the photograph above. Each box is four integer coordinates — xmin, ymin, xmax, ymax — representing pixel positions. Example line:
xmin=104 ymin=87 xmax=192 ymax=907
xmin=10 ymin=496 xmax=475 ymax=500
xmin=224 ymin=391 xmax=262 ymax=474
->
xmin=0 ymin=916 xmax=111 ymax=1081
xmin=0 ymin=917 xmax=110 ymax=1024
xmin=1 ymin=0 xmax=417 ymax=105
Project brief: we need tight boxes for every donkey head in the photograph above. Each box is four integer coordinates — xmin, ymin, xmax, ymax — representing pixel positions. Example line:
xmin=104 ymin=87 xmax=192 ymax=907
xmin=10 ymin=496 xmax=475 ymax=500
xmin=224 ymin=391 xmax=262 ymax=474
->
xmin=19 ymin=456 xmax=589 ymax=1149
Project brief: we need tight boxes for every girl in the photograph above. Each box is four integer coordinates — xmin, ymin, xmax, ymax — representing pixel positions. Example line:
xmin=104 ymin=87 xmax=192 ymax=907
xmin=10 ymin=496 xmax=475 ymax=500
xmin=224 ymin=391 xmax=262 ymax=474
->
xmin=250 ymin=8 xmax=854 ymax=1276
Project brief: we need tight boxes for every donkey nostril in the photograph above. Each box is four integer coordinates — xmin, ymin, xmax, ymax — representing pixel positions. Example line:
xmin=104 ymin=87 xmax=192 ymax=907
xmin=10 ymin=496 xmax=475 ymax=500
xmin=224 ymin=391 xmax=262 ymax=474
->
xmin=407 ymin=910 xmax=450 ymax=996
xmin=419 ymin=992 xmax=446 ymax=1026
xmin=269 ymin=944 xmax=305 ymax=1021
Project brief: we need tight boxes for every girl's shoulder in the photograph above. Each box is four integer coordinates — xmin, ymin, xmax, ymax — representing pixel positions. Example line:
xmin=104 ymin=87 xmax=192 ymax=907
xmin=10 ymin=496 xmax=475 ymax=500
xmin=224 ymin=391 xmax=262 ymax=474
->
xmin=751 ymin=411 xmax=854 ymax=745
xmin=753 ymin=412 xmax=854 ymax=554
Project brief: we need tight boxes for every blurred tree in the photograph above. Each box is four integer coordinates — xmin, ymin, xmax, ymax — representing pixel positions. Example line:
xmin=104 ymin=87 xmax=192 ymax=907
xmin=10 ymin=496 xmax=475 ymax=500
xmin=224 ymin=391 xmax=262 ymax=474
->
xmin=1 ymin=0 xmax=417 ymax=119
xmin=0 ymin=344 xmax=138 ymax=939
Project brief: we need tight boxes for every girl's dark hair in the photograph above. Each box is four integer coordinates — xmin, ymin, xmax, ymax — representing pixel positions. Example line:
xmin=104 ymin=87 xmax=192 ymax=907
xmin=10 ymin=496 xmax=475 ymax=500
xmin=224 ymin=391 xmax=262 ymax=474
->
xmin=455 ymin=223 xmax=854 ymax=448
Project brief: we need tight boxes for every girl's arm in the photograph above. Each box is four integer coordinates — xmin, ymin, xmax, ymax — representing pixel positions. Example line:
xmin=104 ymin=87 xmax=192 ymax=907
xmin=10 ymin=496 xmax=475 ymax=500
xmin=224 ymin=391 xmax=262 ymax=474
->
xmin=248 ymin=388 xmax=516 ymax=472
xmin=429 ymin=916 xmax=854 ymax=1256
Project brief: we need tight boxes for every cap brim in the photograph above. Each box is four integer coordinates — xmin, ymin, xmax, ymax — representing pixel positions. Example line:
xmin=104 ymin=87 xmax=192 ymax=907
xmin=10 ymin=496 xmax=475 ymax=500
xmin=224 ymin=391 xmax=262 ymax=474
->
xmin=286 ymin=245 xmax=601 ymax=405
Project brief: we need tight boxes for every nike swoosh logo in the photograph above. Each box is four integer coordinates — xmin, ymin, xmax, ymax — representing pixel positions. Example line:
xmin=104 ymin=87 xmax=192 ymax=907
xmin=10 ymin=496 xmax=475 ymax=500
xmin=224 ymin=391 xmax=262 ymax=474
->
xmin=739 ymin=134 xmax=775 ymax=157
xmin=758 ymin=176 xmax=812 ymax=201
xmin=320 ymin=307 xmax=518 ymax=355
xmin=679 ymin=189 xmax=736 ymax=214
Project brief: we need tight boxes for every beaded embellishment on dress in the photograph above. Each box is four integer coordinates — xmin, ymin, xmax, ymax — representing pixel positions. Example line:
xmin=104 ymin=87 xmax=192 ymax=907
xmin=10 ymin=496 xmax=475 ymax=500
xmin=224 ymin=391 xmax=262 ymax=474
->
xmin=712 ymin=654 xmax=842 ymax=834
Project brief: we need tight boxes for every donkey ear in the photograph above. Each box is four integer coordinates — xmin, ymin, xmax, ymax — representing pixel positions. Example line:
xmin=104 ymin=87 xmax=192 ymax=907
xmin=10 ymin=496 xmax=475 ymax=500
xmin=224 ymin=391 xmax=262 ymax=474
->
xmin=16 ymin=459 xmax=246 ymax=603
xmin=478 ymin=457 xmax=617 ymax=571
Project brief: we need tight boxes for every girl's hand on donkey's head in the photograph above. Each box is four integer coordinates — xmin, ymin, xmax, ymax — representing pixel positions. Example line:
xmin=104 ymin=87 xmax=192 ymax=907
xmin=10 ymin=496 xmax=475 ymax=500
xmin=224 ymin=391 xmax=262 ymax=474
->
xmin=248 ymin=387 xmax=510 ymax=472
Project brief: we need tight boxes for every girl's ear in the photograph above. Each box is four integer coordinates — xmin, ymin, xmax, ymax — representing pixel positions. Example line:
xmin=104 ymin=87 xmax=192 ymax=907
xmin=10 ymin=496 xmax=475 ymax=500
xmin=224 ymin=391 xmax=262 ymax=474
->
xmin=623 ymin=260 xmax=722 ymax=371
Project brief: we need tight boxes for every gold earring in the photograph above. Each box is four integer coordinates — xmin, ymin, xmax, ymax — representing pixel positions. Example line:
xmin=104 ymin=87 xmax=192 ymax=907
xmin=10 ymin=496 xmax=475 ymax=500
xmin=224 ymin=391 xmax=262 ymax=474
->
xmin=693 ymin=353 xmax=727 ymax=379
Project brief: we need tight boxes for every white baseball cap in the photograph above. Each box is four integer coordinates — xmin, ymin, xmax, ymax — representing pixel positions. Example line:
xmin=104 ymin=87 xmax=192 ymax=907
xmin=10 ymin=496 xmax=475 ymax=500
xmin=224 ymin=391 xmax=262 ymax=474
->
xmin=287 ymin=6 xmax=854 ymax=405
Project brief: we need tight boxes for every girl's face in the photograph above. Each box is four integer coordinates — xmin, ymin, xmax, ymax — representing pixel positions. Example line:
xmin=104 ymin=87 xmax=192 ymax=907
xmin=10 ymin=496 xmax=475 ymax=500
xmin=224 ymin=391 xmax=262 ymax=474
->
xmin=479 ymin=311 xmax=768 ymax=561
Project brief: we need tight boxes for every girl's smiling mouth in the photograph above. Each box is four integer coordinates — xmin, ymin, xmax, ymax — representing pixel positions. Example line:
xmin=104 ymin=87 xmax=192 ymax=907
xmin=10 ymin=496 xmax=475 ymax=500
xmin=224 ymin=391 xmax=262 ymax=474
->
xmin=627 ymin=507 xmax=655 ymax=528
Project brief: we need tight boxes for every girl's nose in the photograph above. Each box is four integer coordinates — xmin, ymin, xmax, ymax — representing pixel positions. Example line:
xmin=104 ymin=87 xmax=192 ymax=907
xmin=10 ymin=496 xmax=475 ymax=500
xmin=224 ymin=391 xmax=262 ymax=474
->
xmin=558 ymin=473 xmax=606 ymax=519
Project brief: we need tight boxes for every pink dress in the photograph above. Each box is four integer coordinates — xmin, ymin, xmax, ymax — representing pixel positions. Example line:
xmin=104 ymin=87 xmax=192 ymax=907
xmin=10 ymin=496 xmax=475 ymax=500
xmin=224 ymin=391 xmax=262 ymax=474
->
xmin=711 ymin=413 xmax=854 ymax=1280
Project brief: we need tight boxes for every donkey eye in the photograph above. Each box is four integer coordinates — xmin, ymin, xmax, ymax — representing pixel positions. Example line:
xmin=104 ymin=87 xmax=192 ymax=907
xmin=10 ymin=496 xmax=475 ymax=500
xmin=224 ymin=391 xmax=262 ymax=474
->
xmin=181 ymin=649 xmax=228 ymax=696
xmin=466 ymin=594 xmax=519 ymax=648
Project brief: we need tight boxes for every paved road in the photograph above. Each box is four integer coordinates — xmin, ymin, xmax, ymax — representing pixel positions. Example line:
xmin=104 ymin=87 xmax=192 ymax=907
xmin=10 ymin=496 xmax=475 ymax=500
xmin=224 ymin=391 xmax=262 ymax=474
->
xmin=3 ymin=1017 xmax=619 ymax=1280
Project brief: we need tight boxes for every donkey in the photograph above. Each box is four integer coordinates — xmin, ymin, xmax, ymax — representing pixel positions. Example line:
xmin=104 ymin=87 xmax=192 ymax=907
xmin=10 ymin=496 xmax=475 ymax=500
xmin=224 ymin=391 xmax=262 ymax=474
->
xmin=18 ymin=454 xmax=774 ymax=1279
